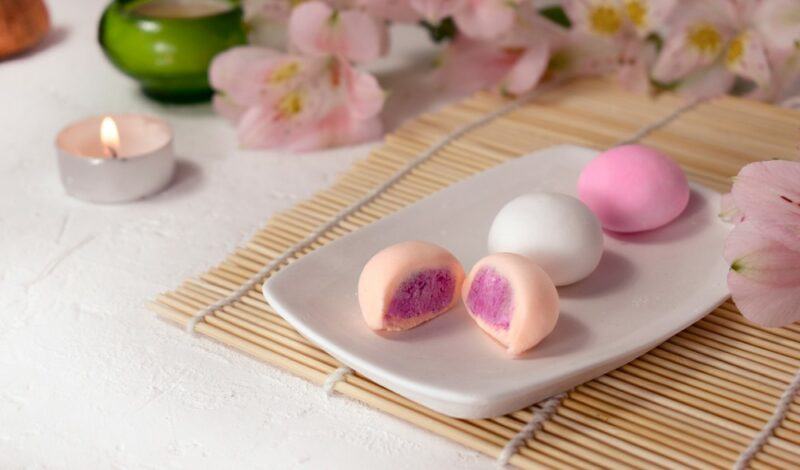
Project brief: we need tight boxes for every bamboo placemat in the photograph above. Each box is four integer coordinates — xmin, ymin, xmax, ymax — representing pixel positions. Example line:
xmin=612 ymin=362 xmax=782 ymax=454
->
xmin=149 ymin=78 xmax=800 ymax=469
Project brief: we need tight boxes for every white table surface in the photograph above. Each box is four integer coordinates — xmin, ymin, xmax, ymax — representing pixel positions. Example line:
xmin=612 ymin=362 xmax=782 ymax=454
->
xmin=0 ymin=2 xmax=490 ymax=468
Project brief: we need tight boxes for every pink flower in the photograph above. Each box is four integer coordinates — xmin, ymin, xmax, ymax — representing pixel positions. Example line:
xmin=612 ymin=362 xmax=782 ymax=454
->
xmin=562 ymin=0 xmax=674 ymax=93
xmin=209 ymin=46 xmax=385 ymax=151
xmin=288 ymin=1 xmax=387 ymax=63
xmin=564 ymin=0 xmax=677 ymax=39
xmin=753 ymin=0 xmax=800 ymax=53
xmin=721 ymin=160 xmax=800 ymax=327
xmin=724 ymin=222 xmax=800 ymax=328
xmin=242 ymin=0 xmax=292 ymax=49
xmin=436 ymin=8 xmax=562 ymax=96
xmin=435 ymin=36 xmax=518 ymax=96
xmin=651 ymin=0 xmax=773 ymax=99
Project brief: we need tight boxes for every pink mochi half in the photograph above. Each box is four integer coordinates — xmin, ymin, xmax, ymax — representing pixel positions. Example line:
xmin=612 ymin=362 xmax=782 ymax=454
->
xmin=578 ymin=144 xmax=690 ymax=233
xmin=358 ymin=241 xmax=465 ymax=331
xmin=462 ymin=253 xmax=559 ymax=357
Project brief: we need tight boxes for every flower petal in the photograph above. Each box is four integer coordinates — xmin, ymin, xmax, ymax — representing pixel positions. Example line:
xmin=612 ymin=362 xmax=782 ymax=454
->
xmin=632 ymin=0 xmax=678 ymax=36
xmin=674 ymin=64 xmax=736 ymax=100
xmin=731 ymin=160 xmax=800 ymax=250
xmin=288 ymin=1 xmax=334 ymax=56
xmin=454 ymin=0 xmax=516 ymax=41
xmin=212 ymin=94 xmax=247 ymax=123
xmin=287 ymin=107 xmax=382 ymax=152
xmin=435 ymin=35 xmax=516 ymax=95
xmin=616 ymin=38 xmax=657 ymax=93
xmin=209 ymin=46 xmax=282 ymax=103
xmin=236 ymin=105 xmax=283 ymax=149
xmin=564 ymin=0 xmax=626 ymax=38
xmin=288 ymin=2 xmax=385 ymax=63
xmin=651 ymin=0 xmax=734 ymax=82
xmin=754 ymin=0 xmax=800 ymax=52
xmin=341 ymin=61 xmax=385 ymax=119
xmin=338 ymin=9 xmax=387 ymax=62
xmin=555 ymin=31 xmax=620 ymax=79
xmin=502 ymin=45 xmax=550 ymax=95
xmin=725 ymin=221 xmax=800 ymax=327
xmin=725 ymin=31 xmax=771 ymax=86
xmin=724 ymin=221 xmax=800 ymax=286
xmin=728 ymin=270 xmax=800 ymax=327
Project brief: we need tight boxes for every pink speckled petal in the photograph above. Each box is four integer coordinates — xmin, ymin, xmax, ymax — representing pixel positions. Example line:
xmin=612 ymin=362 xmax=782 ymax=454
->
xmin=725 ymin=221 xmax=800 ymax=327
xmin=731 ymin=160 xmax=800 ymax=251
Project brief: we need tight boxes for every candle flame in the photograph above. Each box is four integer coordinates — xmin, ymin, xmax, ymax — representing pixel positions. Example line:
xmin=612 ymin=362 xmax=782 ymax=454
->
xmin=100 ymin=117 xmax=120 ymax=158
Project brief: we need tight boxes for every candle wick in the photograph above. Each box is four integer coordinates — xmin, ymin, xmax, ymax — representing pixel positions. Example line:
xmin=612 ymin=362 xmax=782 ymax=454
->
xmin=107 ymin=146 xmax=118 ymax=158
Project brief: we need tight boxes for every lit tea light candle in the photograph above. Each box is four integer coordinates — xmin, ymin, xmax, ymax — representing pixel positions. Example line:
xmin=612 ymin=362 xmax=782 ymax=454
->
xmin=100 ymin=116 xmax=120 ymax=158
xmin=56 ymin=114 xmax=175 ymax=203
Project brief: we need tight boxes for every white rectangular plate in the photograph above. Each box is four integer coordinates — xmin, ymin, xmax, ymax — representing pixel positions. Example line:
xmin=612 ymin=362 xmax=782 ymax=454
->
xmin=263 ymin=145 xmax=730 ymax=418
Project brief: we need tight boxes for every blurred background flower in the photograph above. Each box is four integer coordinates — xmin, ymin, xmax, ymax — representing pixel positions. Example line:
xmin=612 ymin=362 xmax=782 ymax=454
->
xmin=214 ymin=0 xmax=800 ymax=151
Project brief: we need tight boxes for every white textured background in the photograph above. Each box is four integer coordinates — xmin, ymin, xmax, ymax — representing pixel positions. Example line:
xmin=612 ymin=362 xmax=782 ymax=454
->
xmin=0 ymin=1 xmax=489 ymax=468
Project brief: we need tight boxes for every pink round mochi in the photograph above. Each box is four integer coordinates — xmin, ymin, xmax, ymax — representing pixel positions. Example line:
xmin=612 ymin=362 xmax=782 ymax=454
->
xmin=577 ymin=144 xmax=690 ymax=233
xmin=462 ymin=253 xmax=559 ymax=357
xmin=358 ymin=241 xmax=465 ymax=332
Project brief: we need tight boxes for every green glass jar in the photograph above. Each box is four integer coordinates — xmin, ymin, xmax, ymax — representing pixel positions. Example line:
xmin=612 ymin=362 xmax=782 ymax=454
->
xmin=99 ymin=0 xmax=247 ymax=103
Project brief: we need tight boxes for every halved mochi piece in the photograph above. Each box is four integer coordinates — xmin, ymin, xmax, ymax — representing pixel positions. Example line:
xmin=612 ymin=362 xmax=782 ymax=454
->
xmin=463 ymin=253 xmax=559 ymax=356
xmin=358 ymin=241 xmax=465 ymax=331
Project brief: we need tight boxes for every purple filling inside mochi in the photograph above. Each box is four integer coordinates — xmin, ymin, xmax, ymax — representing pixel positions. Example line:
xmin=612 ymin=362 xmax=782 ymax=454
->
xmin=466 ymin=266 xmax=513 ymax=330
xmin=386 ymin=269 xmax=455 ymax=319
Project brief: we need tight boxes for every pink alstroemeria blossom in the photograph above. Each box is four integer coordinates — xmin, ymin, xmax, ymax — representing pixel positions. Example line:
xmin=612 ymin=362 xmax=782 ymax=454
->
xmin=288 ymin=1 xmax=387 ymax=63
xmin=243 ymin=0 xmax=292 ymax=49
xmin=731 ymin=159 xmax=800 ymax=251
xmin=434 ymin=36 xmax=518 ymax=96
xmin=724 ymin=221 xmax=800 ymax=327
xmin=562 ymin=0 xmax=674 ymax=93
xmin=436 ymin=7 xmax=563 ymax=96
xmin=210 ymin=46 xmax=385 ymax=151
xmin=564 ymin=0 xmax=677 ymax=39
xmin=652 ymin=0 xmax=773 ymax=99
xmin=754 ymin=0 xmax=800 ymax=52
xmin=721 ymin=159 xmax=800 ymax=327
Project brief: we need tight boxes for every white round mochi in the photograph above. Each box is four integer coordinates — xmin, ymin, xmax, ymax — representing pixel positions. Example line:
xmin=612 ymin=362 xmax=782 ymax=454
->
xmin=488 ymin=192 xmax=604 ymax=286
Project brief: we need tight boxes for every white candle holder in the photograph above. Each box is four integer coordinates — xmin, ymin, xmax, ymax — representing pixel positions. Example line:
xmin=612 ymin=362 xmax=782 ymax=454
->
xmin=56 ymin=114 xmax=175 ymax=203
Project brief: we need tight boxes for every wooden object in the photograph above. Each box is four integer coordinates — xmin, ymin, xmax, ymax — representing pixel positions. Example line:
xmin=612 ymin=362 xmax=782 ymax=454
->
xmin=149 ymin=79 xmax=800 ymax=468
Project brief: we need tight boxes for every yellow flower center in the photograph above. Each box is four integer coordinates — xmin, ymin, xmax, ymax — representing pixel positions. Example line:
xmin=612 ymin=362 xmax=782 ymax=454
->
xmin=687 ymin=23 xmax=722 ymax=55
xmin=269 ymin=61 xmax=300 ymax=84
xmin=726 ymin=34 xmax=745 ymax=66
xmin=624 ymin=0 xmax=646 ymax=28
xmin=590 ymin=5 xmax=623 ymax=35
xmin=277 ymin=91 xmax=304 ymax=117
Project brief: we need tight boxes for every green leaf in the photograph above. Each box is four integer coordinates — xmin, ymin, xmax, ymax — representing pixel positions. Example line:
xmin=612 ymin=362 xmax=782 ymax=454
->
xmin=539 ymin=5 xmax=571 ymax=28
